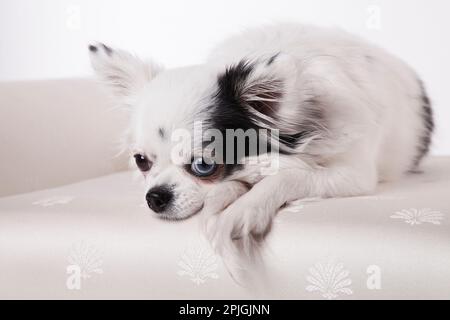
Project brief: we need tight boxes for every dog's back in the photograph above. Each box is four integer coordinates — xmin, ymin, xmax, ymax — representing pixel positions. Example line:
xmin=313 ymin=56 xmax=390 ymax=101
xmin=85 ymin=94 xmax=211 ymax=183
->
xmin=208 ymin=24 xmax=433 ymax=181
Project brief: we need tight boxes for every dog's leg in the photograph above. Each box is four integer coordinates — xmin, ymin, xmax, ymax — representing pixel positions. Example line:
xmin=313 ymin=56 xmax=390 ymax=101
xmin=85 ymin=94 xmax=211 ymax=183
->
xmin=211 ymin=155 xmax=377 ymax=257
xmin=203 ymin=148 xmax=377 ymax=287
xmin=201 ymin=181 xmax=249 ymax=235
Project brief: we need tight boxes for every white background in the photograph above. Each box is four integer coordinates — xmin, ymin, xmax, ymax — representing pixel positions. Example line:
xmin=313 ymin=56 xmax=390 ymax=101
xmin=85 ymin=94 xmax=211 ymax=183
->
xmin=0 ymin=0 xmax=449 ymax=155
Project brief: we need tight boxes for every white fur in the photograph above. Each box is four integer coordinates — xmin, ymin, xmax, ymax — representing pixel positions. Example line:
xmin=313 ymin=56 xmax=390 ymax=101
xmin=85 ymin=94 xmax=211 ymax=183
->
xmin=90 ymin=24 xmax=430 ymax=272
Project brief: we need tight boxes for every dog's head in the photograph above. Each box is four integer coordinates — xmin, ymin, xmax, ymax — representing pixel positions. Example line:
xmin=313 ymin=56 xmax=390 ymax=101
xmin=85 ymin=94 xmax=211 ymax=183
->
xmin=89 ymin=43 xmax=306 ymax=220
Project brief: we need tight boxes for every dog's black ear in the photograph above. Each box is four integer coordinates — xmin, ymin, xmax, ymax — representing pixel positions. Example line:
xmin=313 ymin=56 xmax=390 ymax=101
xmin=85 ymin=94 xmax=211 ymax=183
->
xmin=88 ymin=43 xmax=162 ymax=98
xmin=215 ymin=54 xmax=297 ymax=124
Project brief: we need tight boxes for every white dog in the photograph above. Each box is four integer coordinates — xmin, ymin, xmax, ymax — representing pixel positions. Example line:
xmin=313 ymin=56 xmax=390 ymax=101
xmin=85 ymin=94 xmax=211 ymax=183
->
xmin=89 ymin=24 xmax=433 ymax=260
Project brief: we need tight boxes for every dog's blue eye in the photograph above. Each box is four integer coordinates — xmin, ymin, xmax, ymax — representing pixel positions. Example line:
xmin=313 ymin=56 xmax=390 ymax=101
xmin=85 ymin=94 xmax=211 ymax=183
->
xmin=190 ymin=158 xmax=217 ymax=177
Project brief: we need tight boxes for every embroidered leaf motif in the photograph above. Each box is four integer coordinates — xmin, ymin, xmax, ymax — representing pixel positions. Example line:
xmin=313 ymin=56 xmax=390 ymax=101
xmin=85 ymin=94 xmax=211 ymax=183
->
xmin=177 ymin=240 xmax=219 ymax=285
xmin=67 ymin=241 xmax=103 ymax=279
xmin=391 ymin=208 xmax=445 ymax=226
xmin=33 ymin=196 xmax=74 ymax=207
xmin=306 ymin=258 xmax=353 ymax=300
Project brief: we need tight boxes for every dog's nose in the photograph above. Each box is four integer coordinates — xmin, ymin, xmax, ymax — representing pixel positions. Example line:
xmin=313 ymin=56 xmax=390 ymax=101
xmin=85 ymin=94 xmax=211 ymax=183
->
xmin=146 ymin=186 xmax=173 ymax=213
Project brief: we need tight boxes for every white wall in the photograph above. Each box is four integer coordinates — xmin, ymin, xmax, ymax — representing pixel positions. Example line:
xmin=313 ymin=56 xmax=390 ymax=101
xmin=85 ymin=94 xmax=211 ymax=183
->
xmin=1 ymin=0 xmax=449 ymax=155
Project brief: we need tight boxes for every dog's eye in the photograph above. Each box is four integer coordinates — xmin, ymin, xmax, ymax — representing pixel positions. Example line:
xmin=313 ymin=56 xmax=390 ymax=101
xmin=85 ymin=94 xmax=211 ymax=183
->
xmin=134 ymin=154 xmax=152 ymax=172
xmin=190 ymin=158 xmax=217 ymax=177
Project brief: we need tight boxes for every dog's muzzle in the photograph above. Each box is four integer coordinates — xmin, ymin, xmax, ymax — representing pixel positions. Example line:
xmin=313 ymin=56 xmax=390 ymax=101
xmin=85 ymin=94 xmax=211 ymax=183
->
xmin=146 ymin=186 xmax=174 ymax=213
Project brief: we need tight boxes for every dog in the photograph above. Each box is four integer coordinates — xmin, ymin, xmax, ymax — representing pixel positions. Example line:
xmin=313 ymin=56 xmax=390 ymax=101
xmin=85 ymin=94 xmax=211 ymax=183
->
xmin=89 ymin=24 xmax=433 ymax=261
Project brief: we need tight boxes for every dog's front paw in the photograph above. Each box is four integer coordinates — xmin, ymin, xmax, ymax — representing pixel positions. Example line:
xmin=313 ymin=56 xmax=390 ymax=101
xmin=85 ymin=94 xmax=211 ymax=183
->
xmin=211 ymin=201 xmax=275 ymax=257
xmin=201 ymin=181 xmax=249 ymax=238
xmin=228 ymin=204 xmax=273 ymax=240
xmin=201 ymin=184 xmax=281 ymax=286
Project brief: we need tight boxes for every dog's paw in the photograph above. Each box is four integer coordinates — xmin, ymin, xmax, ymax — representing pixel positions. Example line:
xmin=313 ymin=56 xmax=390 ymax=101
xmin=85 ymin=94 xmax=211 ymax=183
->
xmin=201 ymin=181 xmax=249 ymax=237
xmin=210 ymin=200 xmax=275 ymax=259
xmin=227 ymin=204 xmax=273 ymax=240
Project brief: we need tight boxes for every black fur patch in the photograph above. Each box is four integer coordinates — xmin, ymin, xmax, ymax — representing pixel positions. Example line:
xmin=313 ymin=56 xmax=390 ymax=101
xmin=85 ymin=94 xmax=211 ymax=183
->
xmin=211 ymin=60 xmax=257 ymax=132
xmin=204 ymin=55 xmax=322 ymax=175
xmin=88 ymin=45 xmax=98 ymax=53
xmin=158 ymin=127 xmax=166 ymax=139
xmin=208 ymin=60 xmax=258 ymax=177
xmin=205 ymin=59 xmax=326 ymax=176
xmin=102 ymin=43 xmax=113 ymax=56
xmin=414 ymin=81 xmax=434 ymax=167
xmin=279 ymin=131 xmax=311 ymax=150
xmin=267 ymin=52 xmax=281 ymax=66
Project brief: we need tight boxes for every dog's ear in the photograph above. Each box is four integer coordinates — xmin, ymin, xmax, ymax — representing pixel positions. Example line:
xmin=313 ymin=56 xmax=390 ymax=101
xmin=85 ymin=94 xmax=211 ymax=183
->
xmin=88 ymin=43 xmax=162 ymax=98
xmin=217 ymin=53 xmax=297 ymax=120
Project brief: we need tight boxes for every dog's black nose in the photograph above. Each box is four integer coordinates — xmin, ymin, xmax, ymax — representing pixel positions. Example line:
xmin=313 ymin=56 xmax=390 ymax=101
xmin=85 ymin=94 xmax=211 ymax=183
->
xmin=146 ymin=186 xmax=173 ymax=213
